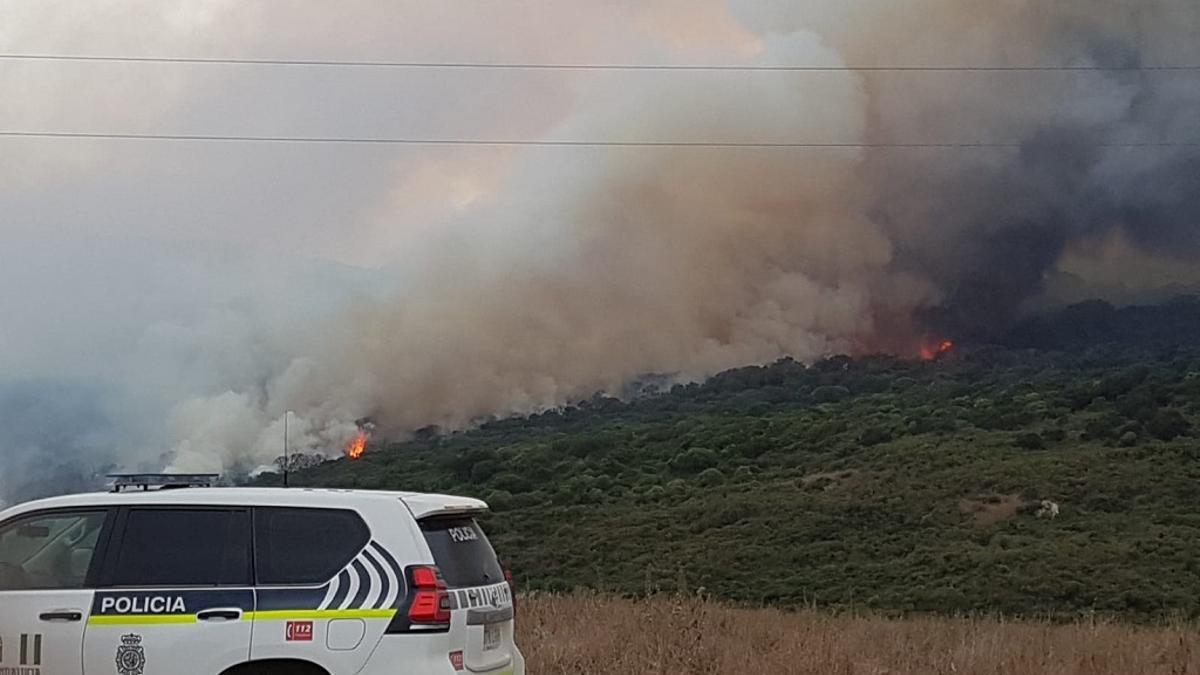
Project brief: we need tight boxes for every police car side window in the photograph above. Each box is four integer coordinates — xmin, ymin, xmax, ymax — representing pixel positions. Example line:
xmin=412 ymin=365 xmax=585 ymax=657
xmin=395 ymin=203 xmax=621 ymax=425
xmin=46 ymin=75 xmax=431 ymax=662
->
xmin=110 ymin=509 xmax=250 ymax=587
xmin=0 ymin=510 xmax=107 ymax=590
xmin=254 ymin=507 xmax=369 ymax=585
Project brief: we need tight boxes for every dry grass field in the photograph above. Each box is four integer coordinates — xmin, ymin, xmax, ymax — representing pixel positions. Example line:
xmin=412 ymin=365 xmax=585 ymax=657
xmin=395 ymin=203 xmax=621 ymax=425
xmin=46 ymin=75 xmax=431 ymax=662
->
xmin=518 ymin=594 xmax=1200 ymax=674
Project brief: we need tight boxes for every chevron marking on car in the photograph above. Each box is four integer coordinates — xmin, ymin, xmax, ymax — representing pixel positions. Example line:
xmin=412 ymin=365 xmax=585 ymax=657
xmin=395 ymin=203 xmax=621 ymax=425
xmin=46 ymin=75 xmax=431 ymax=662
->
xmin=249 ymin=541 xmax=407 ymax=620
xmin=313 ymin=541 xmax=405 ymax=612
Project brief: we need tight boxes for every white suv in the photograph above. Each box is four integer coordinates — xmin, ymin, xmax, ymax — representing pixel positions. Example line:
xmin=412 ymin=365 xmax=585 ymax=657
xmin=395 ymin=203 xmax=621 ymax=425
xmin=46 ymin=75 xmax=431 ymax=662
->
xmin=0 ymin=477 xmax=525 ymax=675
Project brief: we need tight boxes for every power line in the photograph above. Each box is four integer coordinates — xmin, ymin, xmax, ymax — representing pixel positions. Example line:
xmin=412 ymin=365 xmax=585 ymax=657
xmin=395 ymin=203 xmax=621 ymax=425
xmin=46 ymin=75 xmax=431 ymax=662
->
xmin=0 ymin=130 xmax=1196 ymax=148
xmin=1 ymin=53 xmax=1198 ymax=72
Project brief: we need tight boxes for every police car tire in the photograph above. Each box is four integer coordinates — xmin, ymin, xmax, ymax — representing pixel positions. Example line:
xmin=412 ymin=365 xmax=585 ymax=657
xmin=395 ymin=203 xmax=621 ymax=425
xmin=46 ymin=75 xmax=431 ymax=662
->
xmin=223 ymin=660 xmax=329 ymax=675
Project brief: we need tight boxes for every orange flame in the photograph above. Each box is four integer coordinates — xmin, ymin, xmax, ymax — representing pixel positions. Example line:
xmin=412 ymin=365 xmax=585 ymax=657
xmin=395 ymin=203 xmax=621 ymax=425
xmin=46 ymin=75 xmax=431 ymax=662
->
xmin=920 ymin=338 xmax=955 ymax=361
xmin=346 ymin=430 xmax=368 ymax=459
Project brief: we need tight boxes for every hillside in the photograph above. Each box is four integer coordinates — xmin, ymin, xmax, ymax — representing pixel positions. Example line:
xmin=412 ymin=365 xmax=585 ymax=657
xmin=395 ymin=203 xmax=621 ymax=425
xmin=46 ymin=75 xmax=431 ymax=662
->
xmin=261 ymin=299 xmax=1200 ymax=620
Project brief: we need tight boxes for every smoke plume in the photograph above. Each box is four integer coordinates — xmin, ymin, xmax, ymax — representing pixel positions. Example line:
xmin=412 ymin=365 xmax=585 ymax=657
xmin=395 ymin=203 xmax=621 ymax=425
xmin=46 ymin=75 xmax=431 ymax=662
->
xmin=1 ymin=0 xmax=1198 ymax=491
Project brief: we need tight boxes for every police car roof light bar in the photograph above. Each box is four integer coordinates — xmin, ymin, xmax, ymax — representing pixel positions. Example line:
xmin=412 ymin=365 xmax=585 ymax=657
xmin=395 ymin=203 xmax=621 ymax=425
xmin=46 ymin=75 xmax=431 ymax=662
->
xmin=107 ymin=473 xmax=221 ymax=492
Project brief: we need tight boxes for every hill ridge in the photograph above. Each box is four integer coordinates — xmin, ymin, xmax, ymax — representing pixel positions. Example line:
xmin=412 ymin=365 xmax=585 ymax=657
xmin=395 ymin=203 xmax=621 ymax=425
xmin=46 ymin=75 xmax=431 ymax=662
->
xmin=261 ymin=297 xmax=1200 ymax=620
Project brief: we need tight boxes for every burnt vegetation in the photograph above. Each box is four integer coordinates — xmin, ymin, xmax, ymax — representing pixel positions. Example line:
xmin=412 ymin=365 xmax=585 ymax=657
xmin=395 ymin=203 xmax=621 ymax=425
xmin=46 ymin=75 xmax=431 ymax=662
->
xmin=260 ymin=297 xmax=1200 ymax=621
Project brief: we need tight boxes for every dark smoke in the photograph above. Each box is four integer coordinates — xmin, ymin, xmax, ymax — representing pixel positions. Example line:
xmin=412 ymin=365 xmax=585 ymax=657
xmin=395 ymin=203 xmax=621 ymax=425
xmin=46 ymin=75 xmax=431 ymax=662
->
xmin=848 ymin=0 xmax=1200 ymax=340
xmin=879 ymin=129 xmax=1102 ymax=339
xmin=0 ymin=380 xmax=120 ymax=505
xmin=892 ymin=133 xmax=1200 ymax=340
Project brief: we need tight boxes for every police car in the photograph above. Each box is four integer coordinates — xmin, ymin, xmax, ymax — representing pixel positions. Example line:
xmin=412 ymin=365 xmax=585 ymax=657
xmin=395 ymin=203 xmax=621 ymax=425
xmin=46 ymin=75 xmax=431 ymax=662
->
xmin=0 ymin=474 xmax=525 ymax=675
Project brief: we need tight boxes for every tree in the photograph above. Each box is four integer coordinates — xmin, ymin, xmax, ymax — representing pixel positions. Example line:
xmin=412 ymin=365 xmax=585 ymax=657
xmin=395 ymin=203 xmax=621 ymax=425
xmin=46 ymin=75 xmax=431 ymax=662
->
xmin=859 ymin=426 xmax=893 ymax=446
xmin=1014 ymin=433 xmax=1045 ymax=450
xmin=669 ymin=447 xmax=719 ymax=474
xmin=813 ymin=386 xmax=851 ymax=403
xmin=1147 ymin=410 xmax=1190 ymax=441
xmin=274 ymin=452 xmax=326 ymax=473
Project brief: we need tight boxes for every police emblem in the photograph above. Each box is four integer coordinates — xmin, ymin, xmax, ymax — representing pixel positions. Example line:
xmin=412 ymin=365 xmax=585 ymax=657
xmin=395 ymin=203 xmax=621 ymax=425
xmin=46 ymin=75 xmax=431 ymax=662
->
xmin=115 ymin=634 xmax=146 ymax=675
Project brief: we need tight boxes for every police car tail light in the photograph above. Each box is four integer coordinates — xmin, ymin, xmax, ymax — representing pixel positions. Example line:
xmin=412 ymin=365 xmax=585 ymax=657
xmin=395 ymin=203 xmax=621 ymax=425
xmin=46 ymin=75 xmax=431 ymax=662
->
xmin=385 ymin=565 xmax=452 ymax=634
xmin=408 ymin=565 xmax=451 ymax=625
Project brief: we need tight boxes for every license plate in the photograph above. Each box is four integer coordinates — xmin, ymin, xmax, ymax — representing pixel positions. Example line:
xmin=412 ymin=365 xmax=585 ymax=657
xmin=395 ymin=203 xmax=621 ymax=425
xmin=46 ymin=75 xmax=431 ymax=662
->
xmin=483 ymin=623 xmax=501 ymax=651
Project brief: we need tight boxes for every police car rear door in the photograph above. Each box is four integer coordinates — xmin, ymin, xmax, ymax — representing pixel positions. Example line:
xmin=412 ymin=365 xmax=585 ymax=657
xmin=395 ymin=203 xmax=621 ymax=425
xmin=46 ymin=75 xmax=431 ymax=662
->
xmin=249 ymin=506 xmax=384 ymax=675
xmin=0 ymin=507 xmax=112 ymax=675
xmin=83 ymin=507 xmax=254 ymax=675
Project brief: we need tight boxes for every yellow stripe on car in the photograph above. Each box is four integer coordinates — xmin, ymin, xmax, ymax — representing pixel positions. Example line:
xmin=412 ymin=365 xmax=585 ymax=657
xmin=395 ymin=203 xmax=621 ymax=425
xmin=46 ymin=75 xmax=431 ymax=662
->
xmin=89 ymin=608 xmax=396 ymax=625
xmin=246 ymin=609 xmax=398 ymax=620
xmin=89 ymin=614 xmax=198 ymax=625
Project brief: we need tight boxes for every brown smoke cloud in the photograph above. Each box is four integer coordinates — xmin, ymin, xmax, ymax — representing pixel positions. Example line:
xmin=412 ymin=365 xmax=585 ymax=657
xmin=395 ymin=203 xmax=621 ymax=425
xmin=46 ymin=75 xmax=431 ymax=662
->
xmin=131 ymin=1 xmax=1200 ymax=472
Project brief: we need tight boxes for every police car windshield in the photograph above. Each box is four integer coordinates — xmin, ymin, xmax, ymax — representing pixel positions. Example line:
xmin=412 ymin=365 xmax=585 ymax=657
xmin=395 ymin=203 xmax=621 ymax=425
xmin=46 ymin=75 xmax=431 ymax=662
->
xmin=419 ymin=517 xmax=504 ymax=588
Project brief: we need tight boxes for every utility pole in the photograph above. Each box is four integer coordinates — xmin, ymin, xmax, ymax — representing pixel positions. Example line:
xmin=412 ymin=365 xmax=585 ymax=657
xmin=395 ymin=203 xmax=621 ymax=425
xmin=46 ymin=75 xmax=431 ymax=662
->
xmin=283 ymin=410 xmax=292 ymax=487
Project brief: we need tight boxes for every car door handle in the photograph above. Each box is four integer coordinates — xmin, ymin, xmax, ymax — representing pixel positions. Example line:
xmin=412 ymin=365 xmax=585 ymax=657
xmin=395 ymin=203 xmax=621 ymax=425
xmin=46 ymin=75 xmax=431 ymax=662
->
xmin=197 ymin=608 xmax=243 ymax=622
xmin=39 ymin=610 xmax=83 ymax=622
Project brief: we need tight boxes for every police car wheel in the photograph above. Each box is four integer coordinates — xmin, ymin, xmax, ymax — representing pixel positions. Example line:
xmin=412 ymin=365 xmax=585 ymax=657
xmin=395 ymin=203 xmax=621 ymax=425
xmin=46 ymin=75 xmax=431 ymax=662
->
xmin=223 ymin=661 xmax=329 ymax=675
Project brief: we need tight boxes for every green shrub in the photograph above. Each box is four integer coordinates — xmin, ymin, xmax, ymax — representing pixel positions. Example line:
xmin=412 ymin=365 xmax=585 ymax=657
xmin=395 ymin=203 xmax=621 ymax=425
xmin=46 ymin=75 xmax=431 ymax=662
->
xmin=813 ymin=385 xmax=851 ymax=403
xmin=1148 ymin=410 xmax=1190 ymax=440
xmin=490 ymin=471 xmax=534 ymax=493
xmin=670 ymin=447 xmax=720 ymax=474
xmin=859 ymin=426 xmax=893 ymax=446
xmin=485 ymin=489 xmax=514 ymax=511
xmin=470 ymin=459 xmax=503 ymax=483
xmin=1014 ymin=432 xmax=1046 ymax=450
xmin=1041 ymin=428 xmax=1066 ymax=443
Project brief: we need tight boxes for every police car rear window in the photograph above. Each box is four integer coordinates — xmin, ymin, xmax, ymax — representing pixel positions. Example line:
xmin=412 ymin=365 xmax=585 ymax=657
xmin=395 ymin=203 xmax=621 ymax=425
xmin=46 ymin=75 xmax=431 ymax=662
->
xmin=419 ymin=517 xmax=504 ymax=588
xmin=254 ymin=507 xmax=370 ymax=585
xmin=111 ymin=508 xmax=250 ymax=587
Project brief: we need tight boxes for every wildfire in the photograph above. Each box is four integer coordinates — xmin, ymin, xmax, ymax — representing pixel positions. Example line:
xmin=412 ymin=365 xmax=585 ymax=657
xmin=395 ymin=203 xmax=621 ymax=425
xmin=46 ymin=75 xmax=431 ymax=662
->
xmin=920 ymin=338 xmax=955 ymax=361
xmin=346 ymin=430 xmax=368 ymax=459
